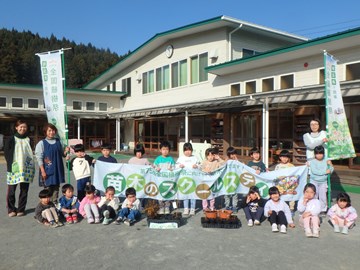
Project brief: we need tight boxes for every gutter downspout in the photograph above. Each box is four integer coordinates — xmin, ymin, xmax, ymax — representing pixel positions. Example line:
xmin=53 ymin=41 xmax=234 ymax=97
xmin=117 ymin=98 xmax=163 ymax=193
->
xmin=228 ymin=24 xmax=243 ymax=61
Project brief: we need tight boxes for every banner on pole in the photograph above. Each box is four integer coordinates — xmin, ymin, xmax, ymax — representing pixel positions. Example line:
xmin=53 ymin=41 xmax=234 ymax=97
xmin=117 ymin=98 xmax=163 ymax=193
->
xmin=38 ymin=51 xmax=66 ymax=145
xmin=94 ymin=160 xmax=308 ymax=201
xmin=324 ymin=52 xmax=356 ymax=160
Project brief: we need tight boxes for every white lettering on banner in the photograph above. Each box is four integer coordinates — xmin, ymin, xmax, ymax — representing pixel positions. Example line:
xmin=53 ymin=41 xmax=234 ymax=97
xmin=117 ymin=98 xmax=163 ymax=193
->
xmin=94 ymin=160 xmax=308 ymax=201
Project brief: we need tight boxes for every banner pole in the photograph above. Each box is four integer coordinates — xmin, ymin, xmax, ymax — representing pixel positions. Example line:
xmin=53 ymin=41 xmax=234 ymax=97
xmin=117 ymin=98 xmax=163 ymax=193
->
xmin=61 ymin=48 xmax=71 ymax=184
xmin=323 ymin=51 xmax=332 ymax=208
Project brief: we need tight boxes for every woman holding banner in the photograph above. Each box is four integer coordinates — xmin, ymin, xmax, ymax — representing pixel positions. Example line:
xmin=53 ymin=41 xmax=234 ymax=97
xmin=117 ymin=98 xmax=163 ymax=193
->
xmin=4 ymin=120 xmax=35 ymax=217
xmin=303 ymin=119 xmax=328 ymax=161
xmin=35 ymin=123 xmax=68 ymax=204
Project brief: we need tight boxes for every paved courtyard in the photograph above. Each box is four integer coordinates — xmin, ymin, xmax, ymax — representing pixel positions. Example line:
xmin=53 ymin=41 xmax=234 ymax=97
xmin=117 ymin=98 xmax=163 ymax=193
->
xmin=0 ymin=160 xmax=359 ymax=270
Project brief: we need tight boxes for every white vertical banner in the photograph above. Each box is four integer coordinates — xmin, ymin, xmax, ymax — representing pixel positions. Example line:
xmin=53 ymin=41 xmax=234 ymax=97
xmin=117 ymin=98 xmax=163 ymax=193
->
xmin=38 ymin=51 xmax=66 ymax=145
xmin=324 ymin=52 xmax=356 ymax=160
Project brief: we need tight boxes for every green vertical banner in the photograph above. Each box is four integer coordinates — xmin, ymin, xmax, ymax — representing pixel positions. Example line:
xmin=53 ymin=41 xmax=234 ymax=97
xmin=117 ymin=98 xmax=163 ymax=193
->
xmin=324 ymin=52 xmax=356 ymax=207
xmin=324 ymin=52 xmax=356 ymax=160
xmin=38 ymin=51 xmax=67 ymax=146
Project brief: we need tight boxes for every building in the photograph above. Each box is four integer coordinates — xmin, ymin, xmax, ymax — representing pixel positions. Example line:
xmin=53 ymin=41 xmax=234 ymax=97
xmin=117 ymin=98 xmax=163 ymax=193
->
xmin=0 ymin=83 xmax=125 ymax=150
xmin=1 ymin=15 xmax=359 ymax=187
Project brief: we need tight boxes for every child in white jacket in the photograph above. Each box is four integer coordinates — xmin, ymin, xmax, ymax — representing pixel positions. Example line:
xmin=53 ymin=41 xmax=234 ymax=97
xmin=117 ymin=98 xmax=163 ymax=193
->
xmin=264 ymin=186 xmax=295 ymax=234
xmin=98 ymin=186 xmax=120 ymax=225
xmin=298 ymin=183 xmax=321 ymax=238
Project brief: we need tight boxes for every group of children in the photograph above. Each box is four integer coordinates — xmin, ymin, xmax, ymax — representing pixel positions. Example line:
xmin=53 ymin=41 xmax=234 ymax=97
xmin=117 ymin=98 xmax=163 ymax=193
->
xmin=34 ymin=141 xmax=357 ymax=237
xmin=35 ymin=143 xmax=141 ymax=227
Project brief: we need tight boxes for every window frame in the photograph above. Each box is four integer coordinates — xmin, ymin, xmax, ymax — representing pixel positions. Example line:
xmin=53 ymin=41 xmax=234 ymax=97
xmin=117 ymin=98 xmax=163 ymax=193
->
xmin=11 ymin=97 xmax=23 ymax=108
xmin=72 ymin=100 xmax=83 ymax=111
xmin=28 ymin=98 xmax=39 ymax=109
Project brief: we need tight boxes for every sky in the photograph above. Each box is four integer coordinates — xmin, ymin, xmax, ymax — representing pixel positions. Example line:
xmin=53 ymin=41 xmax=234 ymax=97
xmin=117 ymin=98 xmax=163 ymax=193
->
xmin=1 ymin=0 xmax=360 ymax=56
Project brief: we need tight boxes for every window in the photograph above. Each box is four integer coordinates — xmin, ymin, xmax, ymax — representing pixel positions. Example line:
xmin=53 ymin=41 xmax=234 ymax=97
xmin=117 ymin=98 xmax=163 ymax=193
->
xmin=122 ymin=77 xmax=131 ymax=96
xmin=319 ymin=68 xmax=325 ymax=84
xmin=172 ymin=59 xmax=188 ymax=87
xmin=242 ymin=48 xmax=258 ymax=58
xmin=86 ymin=102 xmax=95 ymax=111
xmin=12 ymin=98 xmax=23 ymax=108
xmin=280 ymin=74 xmax=294 ymax=89
xmin=112 ymin=81 xmax=116 ymax=91
xmin=156 ymin=65 xmax=170 ymax=91
xmin=230 ymin=83 xmax=240 ymax=96
xmin=0 ymin=97 xmax=6 ymax=107
xmin=73 ymin=101 xmax=82 ymax=110
xmin=142 ymin=70 xmax=154 ymax=94
xmin=190 ymin=53 xmax=208 ymax=84
xmin=107 ymin=85 xmax=110 ymax=91
xmin=346 ymin=62 xmax=360 ymax=81
xmin=262 ymin=78 xmax=274 ymax=92
xmin=99 ymin=102 xmax=107 ymax=111
xmin=28 ymin=99 xmax=39 ymax=108
xmin=245 ymin=81 xmax=256 ymax=94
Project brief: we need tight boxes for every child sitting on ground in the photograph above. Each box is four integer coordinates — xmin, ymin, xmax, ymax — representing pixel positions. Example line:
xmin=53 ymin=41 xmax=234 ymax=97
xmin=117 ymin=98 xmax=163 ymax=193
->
xmin=66 ymin=144 xmax=95 ymax=201
xmin=115 ymin=187 xmax=141 ymax=226
xmin=97 ymin=143 xmax=117 ymax=163
xmin=327 ymin=192 xmax=357 ymax=235
xmin=59 ymin=184 xmax=80 ymax=224
xmin=176 ymin=142 xmax=200 ymax=216
xmin=98 ymin=186 xmax=120 ymax=225
xmin=298 ymin=183 xmax=321 ymax=238
xmin=153 ymin=141 xmax=175 ymax=214
xmin=224 ymin=146 xmax=240 ymax=213
xmin=264 ymin=186 xmax=295 ymax=234
xmin=247 ymin=147 xmax=268 ymax=174
xmin=240 ymin=185 xmax=266 ymax=226
xmin=34 ymin=189 xmax=62 ymax=228
xmin=79 ymin=185 xmax=101 ymax=224
xmin=201 ymin=147 xmax=225 ymax=211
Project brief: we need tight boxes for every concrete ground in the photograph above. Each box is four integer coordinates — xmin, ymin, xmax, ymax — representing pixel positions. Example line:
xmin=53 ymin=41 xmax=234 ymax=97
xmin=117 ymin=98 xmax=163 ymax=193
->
xmin=0 ymin=158 xmax=359 ymax=270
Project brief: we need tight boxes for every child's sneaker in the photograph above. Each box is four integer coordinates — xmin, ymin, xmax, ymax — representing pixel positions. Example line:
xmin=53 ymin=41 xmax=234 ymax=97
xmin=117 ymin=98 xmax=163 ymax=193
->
xmin=102 ymin=217 xmax=112 ymax=225
xmin=305 ymin=228 xmax=312 ymax=237
xmin=183 ymin=208 xmax=189 ymax=215
xmin=271 ymin=223 xmax=279 ymax=232
xmin=333 ymin=224 xmax=340 ymax=233
xmin=66 ymin=216 xmax=73 ymax=224
xmin=72 ymin=215 xmax=78 ymax=224
xmin=280 ymin=225 xmax=287 ymax=234
xmin=189 ymin=208 xmax=196 ymax=216
xmin=247 ymin=219 xmax=254 ymax=227
xmin=157 ymin=207 xmax=165 ymax=215
xmin=232 ymin=208 xmax=238 ymax=214
xmin=87 ymin=217 xmax=95 ymax=224
xmin=103 ymin=210 xmax=110 ymax=219
xmin=341 ymin=226 xmax=349 ymax=235
xmin=254 ymin=220 xmax=260 ymax=225
xmin=164 ymin=207 xmax=170 ymax=214
xmin=50 ymin=221 xmax=60 ymax=228
xmin=124 ymin=218 xmax=134 ymax=226
xmin=94 ymin=217 xmax=100 ymax=224
xmin=114 ymin=217 xmax=123 ymax=225
xmin=312 ymin=229 xmax=320 ymax=238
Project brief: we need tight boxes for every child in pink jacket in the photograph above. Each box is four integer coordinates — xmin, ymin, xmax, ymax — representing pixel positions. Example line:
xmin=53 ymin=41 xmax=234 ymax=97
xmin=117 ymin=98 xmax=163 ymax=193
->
xmin=79 ymin=185 xmax=101 ymax=224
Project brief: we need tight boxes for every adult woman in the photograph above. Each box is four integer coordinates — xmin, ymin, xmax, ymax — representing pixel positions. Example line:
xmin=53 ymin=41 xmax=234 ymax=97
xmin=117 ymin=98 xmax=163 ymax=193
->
xmin=35 ymin=123 xmax=68 ymax=203
xmin=303 ymin=118 xmax=328 ymax=161
xmin=4 ymin=120 xmax=35 ymax=217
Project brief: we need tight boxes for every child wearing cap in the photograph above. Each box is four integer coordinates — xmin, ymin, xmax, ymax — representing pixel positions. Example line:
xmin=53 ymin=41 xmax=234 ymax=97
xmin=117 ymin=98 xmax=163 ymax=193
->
xmin=97 ymin=143 xmax=117 ymax=163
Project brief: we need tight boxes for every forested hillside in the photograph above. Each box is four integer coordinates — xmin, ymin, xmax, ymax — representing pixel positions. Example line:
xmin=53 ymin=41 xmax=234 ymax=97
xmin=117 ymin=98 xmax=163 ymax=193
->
xmin=0 ymin=28 xmax=126 ymax=88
